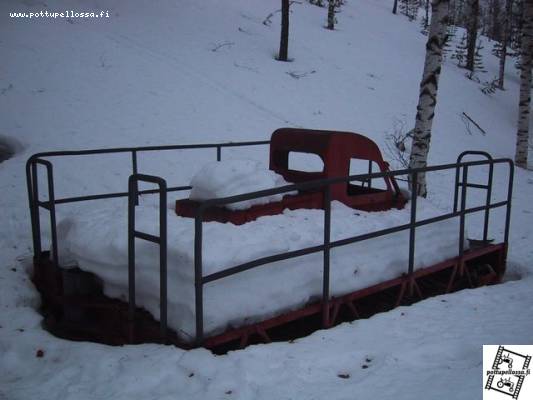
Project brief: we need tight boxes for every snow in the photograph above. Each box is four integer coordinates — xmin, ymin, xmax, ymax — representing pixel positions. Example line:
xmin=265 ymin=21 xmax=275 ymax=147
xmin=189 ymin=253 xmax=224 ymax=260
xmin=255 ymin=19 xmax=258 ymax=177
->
xmin=57 ymin=196 xmax=462 ymax=341
xmin=1 ymin=0 xmax=533 ymax=398
xmin=189 ymin=159 xmax=293 ymax=210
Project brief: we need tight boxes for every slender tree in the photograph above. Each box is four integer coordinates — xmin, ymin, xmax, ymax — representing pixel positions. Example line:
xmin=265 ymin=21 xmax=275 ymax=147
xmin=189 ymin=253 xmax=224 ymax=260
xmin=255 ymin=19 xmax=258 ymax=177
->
xmin=465 ymin=0 xmax=479 ymax=71
xmin=409 ymin=0 xmax=450 ymax=197
xmin=425 ymin=0 xmax=430 ymax=28
xmin=278 ymin=0 xmax=290 ymax=61
xmin=498 ymin=0 xmax=513 ymax=89
xmin=515 ymin=0 xmax=533 ymax=168
xmin=393 ymin=0 xmax=399 ymax=14
xmin=327 ymin=0 xmax=336 ymax=29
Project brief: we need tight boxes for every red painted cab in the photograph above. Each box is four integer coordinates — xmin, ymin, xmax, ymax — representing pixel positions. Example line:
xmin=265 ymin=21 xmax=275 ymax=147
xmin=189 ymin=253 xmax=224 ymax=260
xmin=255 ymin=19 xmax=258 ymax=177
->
xmin=175 ymin=128 xmax=406 ymax=224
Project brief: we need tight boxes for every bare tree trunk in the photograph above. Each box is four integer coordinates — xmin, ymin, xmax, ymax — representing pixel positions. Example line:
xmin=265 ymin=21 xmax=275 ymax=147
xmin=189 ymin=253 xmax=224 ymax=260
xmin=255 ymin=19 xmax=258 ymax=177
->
xmin=327 ymin=0 xmax=336 ymax=29
xmin=498 ymin=0 xmax=512 ymax=89
xmin=515 ymin=0 xmax=533 ymax=168
xmin=278 ymin=0 xmax=290 ymax=61
xmin=393 ymin=0 xmax=398 ymax=14
xmin=466 ymin=0 xmax=479 ymax=71
xmin=408 ymin=0 xmax=450 ymax=197
xmin=425 ymin=0 xmax=429 ymax=28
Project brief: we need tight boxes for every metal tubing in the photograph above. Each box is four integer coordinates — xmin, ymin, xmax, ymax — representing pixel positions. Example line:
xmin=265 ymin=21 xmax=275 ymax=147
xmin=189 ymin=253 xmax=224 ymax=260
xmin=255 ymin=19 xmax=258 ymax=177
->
xmin=132 ymin=151 xmax=139 ymax=205
xmin=199 ymin=159 xmax=513 ymax=210
xmin=504 ymin=162 xmax=514 ymax=246
xmin=458 ymin=165 xmax=469 ymax=274
xmin=24 ymin=142 xmax=515 ymax=348
xmin=194 ymin=212 xmax=204 ymax=345
xmin=128 ymin=174 xmax=168 ymax=341
xmin=483 ymin=163 xmax=494 ymax=242
xmin=27 ymin=140 xmax=270 ymax=160
xmin=30 ymin=162 xmax=42 ymax=258
xmin=159 ymin=179 xmax=168 ymax=340
xmin=457 ymin=182 xmax=490 ymax=190
xmin=455 ymin=151 xmax=494 ymax=241
xmin=408 ymin=172 xmax=418 ymax=295
xmin=453 ymin=164 xmax=461 ymax=213
xmin=32 ymin=160 xmax=57 ymax=265
xmin=133 ymin=231 xmax=161 ymax=243
xmin=26 ymin=161 xmax=38 ymax=259
xmin=368 ymin=160 xmax=372 ymax=189
xmin=53 ymin=185 xmax=192 ymax=205
xmin=45 ymin=163 xmax=59 ymax=266
xmin=322 ymin=186 xmax=331 ymax=328
xmin=201 ymin=200 xmax=511 ymax=285
xmin=127 ymin=177 xmax=136 ymax=332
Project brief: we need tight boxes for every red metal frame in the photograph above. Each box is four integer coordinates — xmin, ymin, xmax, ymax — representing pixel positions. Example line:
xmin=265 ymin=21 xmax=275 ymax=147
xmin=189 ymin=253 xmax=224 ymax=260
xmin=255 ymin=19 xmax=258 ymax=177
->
xmin=202 ymin=243 xmax=505 ymax=350
xmin=33 ymin=243 xmax=506 ymax=353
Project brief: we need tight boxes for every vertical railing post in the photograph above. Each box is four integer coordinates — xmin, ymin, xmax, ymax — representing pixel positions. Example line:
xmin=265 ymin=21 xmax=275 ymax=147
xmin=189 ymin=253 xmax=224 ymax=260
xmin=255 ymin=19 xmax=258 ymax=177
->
xmin=322 ymin=185 xmax=331 ymax=328
xmin=194 ymin=210 xmax=204 ymax=345
xmin=458 ymin=165 xmax=468 ymax=276
xmin=159 ymin=180 xmax=168 ymax=340
xmin=28 ymin=160 xmax=42 ymax=260
xmin=504 ymin=161 xmax=514 ymax=247
xmin=408 ymin=171 xmax=418 ymax=296
xmin=453 ymin=164 xmax=461 ymax=213
xmin=31 ymin=160 xmax=57 ymax=265
xmin=45 ymin=162 xmax=59 ymax=266
xmin=132 ymin=151 xmax=139 ymax=206
xmin=216 ymin=146 xmax=222 ymax=162
xmin=127 ymin=176 xmax=136 ymax=342
xmin=483 ymin=163 xmax=494 ymax=242
xmin=128 ymin=174 xmax=168 ymax=342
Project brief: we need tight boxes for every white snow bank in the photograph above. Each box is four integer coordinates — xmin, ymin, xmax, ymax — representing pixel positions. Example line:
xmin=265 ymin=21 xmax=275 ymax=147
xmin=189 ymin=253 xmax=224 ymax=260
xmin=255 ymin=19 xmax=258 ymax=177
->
xmin=189 ymin=159 xmax=293 ymax=210
xmin=57 ymin=197 xmax=464 ymax=343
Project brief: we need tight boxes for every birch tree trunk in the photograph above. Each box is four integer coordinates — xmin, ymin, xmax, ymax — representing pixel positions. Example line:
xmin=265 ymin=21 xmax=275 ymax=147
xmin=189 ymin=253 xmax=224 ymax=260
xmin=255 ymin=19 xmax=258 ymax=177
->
xmin=278 ymin=0 xmax=290 ymax=61
xmin=327 ymin=0 xmax=336 ymax=30
xmin=408 ymin=0 xmax=449 ymax=197
xmin=515 ymin=0 xmax=533 ymax=168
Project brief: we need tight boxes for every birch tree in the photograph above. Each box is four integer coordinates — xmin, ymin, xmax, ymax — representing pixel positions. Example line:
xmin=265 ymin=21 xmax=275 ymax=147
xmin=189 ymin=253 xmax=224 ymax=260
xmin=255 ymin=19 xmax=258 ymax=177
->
xmin=515 ymin=0 xmax=533 ymax=168
xmin=408 ymin=0 xmax=450 ymax=197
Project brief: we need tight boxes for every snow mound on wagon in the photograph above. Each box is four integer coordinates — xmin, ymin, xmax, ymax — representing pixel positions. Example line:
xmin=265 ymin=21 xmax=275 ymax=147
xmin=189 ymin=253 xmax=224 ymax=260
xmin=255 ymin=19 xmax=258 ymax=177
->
xmin=57 ymin=191 xmax=464 ymax=343
xmin=189 ymin=159 xmax=293 ymax=210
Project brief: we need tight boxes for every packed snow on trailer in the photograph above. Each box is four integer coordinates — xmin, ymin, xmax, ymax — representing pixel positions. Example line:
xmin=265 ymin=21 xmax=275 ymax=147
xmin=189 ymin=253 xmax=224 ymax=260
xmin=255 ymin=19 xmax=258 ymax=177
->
xmin=27 ymin=128 xmax=513 ymax=352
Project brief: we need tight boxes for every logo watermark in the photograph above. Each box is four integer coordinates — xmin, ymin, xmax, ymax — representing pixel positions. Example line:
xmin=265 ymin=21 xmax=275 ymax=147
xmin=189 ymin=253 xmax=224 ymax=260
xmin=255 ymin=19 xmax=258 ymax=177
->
xmin=9 ymin=10 xmax=110 ymax=20
xmin=484 ymin=345 xmax=532 ymax=399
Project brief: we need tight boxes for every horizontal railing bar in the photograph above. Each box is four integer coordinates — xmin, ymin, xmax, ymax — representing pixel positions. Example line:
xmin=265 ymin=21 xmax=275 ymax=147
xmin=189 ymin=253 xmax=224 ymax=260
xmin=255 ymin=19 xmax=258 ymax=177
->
xmin=53 ymin=186 xmax=192 ymax=204
xmin=37 ymin=201 xmax=51 ymax=210
xmin=202 ymin=244 xmax=325 ymax=283
xmin=198 ymin=158 xmax=513 ymax=210
xmin=201 ymin=200 xmax=509 ymax=284
xmin=457 ymin=182 xmax=490 ymax=189
xmin=28 ymin=140 xmax=270 ymax=160
xmin=133 ymin=231 xmax=161 ymax=244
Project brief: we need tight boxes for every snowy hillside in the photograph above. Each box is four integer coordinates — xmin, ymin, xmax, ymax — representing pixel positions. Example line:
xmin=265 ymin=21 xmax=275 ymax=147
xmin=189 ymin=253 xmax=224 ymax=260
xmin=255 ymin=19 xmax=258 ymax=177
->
xmin=1 ymin=0 xmax=532 ymax=399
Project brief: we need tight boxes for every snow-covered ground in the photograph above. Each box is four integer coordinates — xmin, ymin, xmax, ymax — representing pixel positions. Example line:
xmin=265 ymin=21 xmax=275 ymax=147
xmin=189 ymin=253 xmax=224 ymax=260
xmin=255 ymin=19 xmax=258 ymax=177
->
xmin=1 ymin=0 xmax=532 ymax=399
